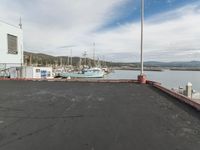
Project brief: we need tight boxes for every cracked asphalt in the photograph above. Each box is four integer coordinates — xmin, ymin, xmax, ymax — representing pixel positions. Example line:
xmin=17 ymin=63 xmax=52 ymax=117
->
xmin=0 ymin=81 xmax=200 ymax=150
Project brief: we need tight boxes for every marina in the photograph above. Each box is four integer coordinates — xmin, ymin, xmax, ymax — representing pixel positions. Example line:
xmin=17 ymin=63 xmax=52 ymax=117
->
xmin=0 ymin=0 xmax=200 ymax=149
xmin=60 ymin=67 xmax=105 ymax=78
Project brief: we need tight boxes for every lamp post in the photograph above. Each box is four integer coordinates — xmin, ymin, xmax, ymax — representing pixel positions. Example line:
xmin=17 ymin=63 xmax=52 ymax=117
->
xmin=138 ymin=0 xmax=147 ymax=83
xmin=19 ymin=17 xmax=23 ymax=78
xmin=140 ymin=0 xmax=144 ymax=75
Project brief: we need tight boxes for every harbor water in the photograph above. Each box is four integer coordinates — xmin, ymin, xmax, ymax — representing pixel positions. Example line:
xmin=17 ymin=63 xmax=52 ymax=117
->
xmin=104 ymin=70 xmax=200 ymax=92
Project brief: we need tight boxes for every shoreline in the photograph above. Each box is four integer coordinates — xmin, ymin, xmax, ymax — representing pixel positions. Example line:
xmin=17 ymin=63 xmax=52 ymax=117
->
xmin=112 ymin=67 xmax=200 ymax=72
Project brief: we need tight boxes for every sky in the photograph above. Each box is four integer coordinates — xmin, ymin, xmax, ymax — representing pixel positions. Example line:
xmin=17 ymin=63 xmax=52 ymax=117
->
xmin=0 ymin=0 xmax=200 ymax=62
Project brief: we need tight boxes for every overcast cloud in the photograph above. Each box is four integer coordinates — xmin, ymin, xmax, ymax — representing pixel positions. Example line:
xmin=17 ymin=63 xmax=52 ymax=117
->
xmin=0 ymin=0 xmax=200 ymax=62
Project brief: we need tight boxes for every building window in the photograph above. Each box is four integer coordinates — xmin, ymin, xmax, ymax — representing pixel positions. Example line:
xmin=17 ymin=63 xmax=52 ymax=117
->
xmin=7 ymin=34 xmax=18 ymax=54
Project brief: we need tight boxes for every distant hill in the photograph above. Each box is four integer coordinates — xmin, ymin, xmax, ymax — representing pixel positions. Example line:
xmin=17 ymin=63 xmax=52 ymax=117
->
xmin=144 ymin=61 xmax=200 ymax=68
xmin=24 ymin=51 xmax=111 ymax=67
xmin=24 ymin=51 xmax=200 ymax=68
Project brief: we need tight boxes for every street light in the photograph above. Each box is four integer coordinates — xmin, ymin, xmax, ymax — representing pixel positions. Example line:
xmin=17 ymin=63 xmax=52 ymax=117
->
xmin=137 ymin=0 xmax=147 ymax=84
xmin=140 ymin=0 xmax=144 ymax=75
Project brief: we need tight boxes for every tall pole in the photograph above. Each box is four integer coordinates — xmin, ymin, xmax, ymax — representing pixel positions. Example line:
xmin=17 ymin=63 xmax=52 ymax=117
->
xmin=19 ymin=17 xmax=23 ymax=78
xmin=93 ymin=42 xmax=96 ymax=67
xmin=79 ymin=57 xmax=82 ymax=68
xmin=19 ymin=17 xmax=22 ymax=29
xmin=70 ymin=49 xmax=72 ymax=66
xmin=67 ymin=52 xmax=69 ymax=66
xmin=60 ymin=57 xmax=63 ymax=67
xmin=84 ymin=51 xmax=87 ymax=66
xmin=140 ymin=0 xmax=144 ymax=75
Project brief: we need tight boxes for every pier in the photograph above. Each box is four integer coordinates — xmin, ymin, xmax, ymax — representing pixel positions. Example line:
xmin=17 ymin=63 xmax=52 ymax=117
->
xmin=0 ymin=80 xmax=200 ymax=150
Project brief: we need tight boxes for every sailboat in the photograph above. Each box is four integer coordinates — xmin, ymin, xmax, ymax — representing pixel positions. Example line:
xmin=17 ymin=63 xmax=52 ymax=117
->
xmin=60 ymin=67 xmax=104 ymax=78
xmin=60 ymin=48 xmax=105 ymax=78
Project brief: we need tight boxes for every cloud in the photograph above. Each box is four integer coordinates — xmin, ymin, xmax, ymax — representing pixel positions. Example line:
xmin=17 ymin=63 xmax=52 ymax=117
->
xmin=0 ymin=0 xmax=128 ymax=54
xmin=93 ymin=1 xmax=200 ymax=62
xmin=0 ymin=0 xmax=200 ymax=62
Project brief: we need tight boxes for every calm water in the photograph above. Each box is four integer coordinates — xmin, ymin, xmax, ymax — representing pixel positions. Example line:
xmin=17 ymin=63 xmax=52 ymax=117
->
xmin=104 ymin=70 xmax=200 ymax=91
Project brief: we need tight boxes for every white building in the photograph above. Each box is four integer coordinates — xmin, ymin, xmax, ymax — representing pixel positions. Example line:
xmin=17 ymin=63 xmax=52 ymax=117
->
xmin=8 ymin=66 xmax=53 ymax=79
xmin=22 ymin=66 xmax=53 ymax=79
xmin=0 ymin=21 xmax=23 ymax=69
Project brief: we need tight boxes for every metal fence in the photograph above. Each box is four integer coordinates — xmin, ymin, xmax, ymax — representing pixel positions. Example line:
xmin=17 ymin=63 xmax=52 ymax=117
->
xmin=0 ymin=63 xmax=22 ymax=78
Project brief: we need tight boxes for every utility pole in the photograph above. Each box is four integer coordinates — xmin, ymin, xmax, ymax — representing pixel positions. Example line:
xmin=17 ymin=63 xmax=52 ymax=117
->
xmin=140 ymin=0 xmax=144 ymax=75
xmin=19 ymin=17 xmax=23 ymax=78
xmin=137 ymin=0 xmax=147 ymax=83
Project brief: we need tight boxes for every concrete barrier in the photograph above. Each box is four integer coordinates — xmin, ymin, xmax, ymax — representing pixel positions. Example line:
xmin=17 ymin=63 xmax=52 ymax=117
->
xmin=0 ymin=78 xmax=138 ymax=83
xmin=148 ymin=80 xmax=200 ymax=111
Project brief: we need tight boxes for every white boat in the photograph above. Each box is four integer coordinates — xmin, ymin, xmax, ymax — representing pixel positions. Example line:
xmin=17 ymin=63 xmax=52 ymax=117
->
xmin=60 ymin=67 xmax=104 ymax=78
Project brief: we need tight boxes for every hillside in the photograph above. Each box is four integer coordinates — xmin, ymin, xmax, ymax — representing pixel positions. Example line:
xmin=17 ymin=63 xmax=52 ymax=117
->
xmin=24 ymin=51 xmax=112 ymax=67
xmin=24 ymin=51 xmax=200 ymax=68
xmin=144 ymin=61 xmax=200 ymax=68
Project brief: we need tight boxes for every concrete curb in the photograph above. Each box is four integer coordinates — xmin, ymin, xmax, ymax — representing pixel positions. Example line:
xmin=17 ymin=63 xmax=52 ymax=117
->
xmin=0 ymin=78 xmax=138 ymax=83
xmin=147 ymin=80 xmax=200 ymax=111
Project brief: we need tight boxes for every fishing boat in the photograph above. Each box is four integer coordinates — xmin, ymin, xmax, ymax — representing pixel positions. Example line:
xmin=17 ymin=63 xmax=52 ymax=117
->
xmin=60 ymin=67 xmax=104 ymax=78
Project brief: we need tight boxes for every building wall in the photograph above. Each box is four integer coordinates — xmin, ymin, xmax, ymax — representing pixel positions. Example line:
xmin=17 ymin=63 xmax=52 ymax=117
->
xmin=0 ymin=21 xmax=23 ymax=68
xmin=32 ymin=67 xmax=53 ymax=79
xmin=9 ymin=67 xmax=53 ymax=79
xmin=21 ymin=67 xmax=53 ymax=79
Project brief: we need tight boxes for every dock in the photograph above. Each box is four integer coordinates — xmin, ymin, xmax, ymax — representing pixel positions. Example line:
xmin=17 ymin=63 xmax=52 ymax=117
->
xmin=0 ymin=80 xmax=200 ymax=150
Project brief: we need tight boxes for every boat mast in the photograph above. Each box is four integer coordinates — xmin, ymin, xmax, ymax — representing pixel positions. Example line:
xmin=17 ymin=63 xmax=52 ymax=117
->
xmin=60 ymin=57 xmax=63 ymax=67
xmin=79 ymin=57 xmax=82 ymax=68
xmin=70 ymin=49 xmax=72 ymax=66
xmin=140 ymin=0 xmax=144 ymax=75
xmin=93 ymin=42 xmax=96 ymax=67
xmin=67 ymin=55 xmax=69 ymax=66
xmin=83 ymin=51 xmax=87 ymax=66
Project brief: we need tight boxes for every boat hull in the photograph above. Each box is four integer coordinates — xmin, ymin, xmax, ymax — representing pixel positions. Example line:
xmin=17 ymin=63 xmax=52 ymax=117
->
xmin=60 ymin=72 xmax=104 ymax=78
